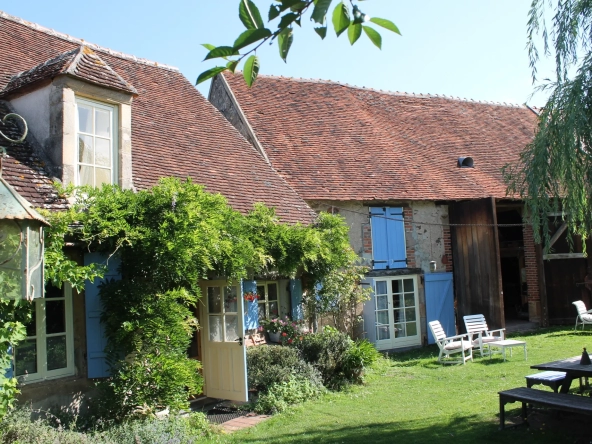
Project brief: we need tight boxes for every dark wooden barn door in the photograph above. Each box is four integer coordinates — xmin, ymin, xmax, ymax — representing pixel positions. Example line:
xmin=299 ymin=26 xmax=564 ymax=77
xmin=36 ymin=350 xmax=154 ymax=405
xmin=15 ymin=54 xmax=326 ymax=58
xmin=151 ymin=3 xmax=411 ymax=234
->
xmin=450 ymin=198 xmax=504 ymax=330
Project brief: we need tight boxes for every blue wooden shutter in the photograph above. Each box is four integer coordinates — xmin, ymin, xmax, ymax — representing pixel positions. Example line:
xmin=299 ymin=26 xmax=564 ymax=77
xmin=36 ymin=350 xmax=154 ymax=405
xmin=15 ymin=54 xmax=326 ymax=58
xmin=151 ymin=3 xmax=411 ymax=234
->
xmin=290 ymin=279 xmax=303 ymax=320
xmin=425 ymin=272 xmax=455 ymax=344
xmin=361 ymin=278 xmax=376 ymax=343
xmin=242 ymin=280 xmax=259 ymax=330
xmin=84 ymin=252 xmax=120 ymax=378
xmin=5 ymin=346 xmax=13 ymax=379
xmin=370 ymin=207 xmax=406 ymax=270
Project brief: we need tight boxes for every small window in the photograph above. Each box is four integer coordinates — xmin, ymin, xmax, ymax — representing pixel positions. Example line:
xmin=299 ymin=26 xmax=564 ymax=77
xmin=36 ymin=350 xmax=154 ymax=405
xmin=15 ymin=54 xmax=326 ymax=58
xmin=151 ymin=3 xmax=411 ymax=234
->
xmin=14 ymin=284 xmax=75 ymax=383
xmin=76 ymin=98 xmax=118 ymax=187
xmin=257 ymin=282 xmax=279 ymax=322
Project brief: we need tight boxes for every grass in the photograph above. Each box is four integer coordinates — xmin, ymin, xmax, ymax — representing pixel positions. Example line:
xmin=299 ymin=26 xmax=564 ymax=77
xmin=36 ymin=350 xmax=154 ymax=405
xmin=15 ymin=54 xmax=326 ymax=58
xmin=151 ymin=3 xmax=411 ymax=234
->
xmin=208 ymin=327 xmax=592 ymax=443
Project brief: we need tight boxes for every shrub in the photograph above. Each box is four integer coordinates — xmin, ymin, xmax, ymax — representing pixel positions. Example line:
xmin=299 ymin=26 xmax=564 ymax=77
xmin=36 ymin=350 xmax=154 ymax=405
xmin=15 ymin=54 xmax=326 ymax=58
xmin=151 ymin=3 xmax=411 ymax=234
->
xmin=343 ymin=340 xmax=381 ymax=383
xmin=254 ymin=375 xmax=324 ymax=414
xmin=293 ymin=330 xmax=355 ymax=389
xmin=247 ymin=345 xmax=323 ymax=393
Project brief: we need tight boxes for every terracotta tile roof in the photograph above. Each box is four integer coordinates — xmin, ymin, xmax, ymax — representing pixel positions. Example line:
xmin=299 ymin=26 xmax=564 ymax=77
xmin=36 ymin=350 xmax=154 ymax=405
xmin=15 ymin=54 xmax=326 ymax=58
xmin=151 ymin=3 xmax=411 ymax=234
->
xmin=1 ymin=46 xmax=138 ymax=97
xmin=223 ymin=74 xmax=539 ymax=202
xmin=0 ymin=102 xmax=67 ymax=210
xmin=0 ymin=12 xmax=314 ymax=224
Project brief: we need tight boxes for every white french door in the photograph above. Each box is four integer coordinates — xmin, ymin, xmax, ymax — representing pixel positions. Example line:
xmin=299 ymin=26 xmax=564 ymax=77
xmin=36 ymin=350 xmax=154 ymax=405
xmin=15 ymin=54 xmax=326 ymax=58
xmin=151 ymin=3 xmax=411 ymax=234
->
xmin=373 ymin=275 xmax=421 ymax=350
xmin=200 ymin=281 xmax=248 ymax=402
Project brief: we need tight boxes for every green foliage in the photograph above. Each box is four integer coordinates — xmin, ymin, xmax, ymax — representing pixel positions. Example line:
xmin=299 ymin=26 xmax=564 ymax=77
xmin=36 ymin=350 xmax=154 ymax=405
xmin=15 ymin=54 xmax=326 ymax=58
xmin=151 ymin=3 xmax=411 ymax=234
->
xmin=342 ymin=339 xmax=380 ymax=382
xmin=505 ymin=0 xmax=592 ymax=249
xmin=294 ymin=330 xmax=356 ymax=389
xmin=0 ymin=408 xmax=217 ymax=443
xmin=254 ymin=375 xmax=324 ymax=414
xmin=246 ymin=345 xmax=323 ymax=392
xmin=198 ymin=1 xmax=401 ymax=86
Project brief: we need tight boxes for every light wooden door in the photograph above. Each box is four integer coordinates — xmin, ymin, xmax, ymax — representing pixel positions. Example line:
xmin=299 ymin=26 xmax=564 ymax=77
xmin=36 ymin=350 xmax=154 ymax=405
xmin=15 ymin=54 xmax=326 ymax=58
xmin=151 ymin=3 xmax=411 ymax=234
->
xmin=200 ymin=281 xmax=248 ymax=402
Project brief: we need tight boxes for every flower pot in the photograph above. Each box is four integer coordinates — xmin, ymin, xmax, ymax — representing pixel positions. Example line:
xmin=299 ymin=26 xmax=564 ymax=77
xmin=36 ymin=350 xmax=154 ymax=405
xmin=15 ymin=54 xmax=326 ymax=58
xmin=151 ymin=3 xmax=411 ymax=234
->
xmin=269 ymin=331 xmax=280 ymax=343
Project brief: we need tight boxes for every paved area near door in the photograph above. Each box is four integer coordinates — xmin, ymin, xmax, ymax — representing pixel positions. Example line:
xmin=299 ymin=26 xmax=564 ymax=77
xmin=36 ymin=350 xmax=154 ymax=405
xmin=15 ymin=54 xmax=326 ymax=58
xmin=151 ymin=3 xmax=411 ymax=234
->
xmin=221 ymin=413 xmax=270 ymax=432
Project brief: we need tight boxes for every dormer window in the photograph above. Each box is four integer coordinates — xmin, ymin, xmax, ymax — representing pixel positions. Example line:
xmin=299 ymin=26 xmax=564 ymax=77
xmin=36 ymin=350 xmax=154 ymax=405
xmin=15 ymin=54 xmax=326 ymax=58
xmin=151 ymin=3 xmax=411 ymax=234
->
xmin=76 ymin=98 xmax=118 ymax=187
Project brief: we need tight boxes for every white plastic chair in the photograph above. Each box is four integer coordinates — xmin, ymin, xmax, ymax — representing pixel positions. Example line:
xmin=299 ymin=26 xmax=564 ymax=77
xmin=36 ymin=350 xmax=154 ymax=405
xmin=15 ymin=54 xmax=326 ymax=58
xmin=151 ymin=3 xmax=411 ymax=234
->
xmin=429 ymin=320 xmax=473 ymax=365
xmin=463 ymin=314 xmax=505 ymax=357
xmin=573 ymin=301 xmax=592 ymax=331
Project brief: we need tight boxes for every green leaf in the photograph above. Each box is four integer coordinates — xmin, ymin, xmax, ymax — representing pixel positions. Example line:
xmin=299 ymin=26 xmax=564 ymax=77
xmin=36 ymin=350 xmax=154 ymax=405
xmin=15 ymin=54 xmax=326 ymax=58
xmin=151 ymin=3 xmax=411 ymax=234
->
xmin=362 ymin=25 xmax=382 ymax=49
xmin=239 ymin=0 xmax=264 ymax=29
xmin=348 ymin=23 xmax=362 ymax=45
xmin=278 ymin=0 xmax=304 ymax=12
xmin=233 ymin=28 xmax=272 ymax=50
xmin=314 ymin=26 xmax=328 ymax=39
xmin=278 ymin=12 xmax=299 ymax=29
xmin=332 ymin=2 xmax=350 ymax=37
xmin=289 ymin=1 xmax=308 ymax=11
xmin=196 ymin=66 xmax=227 ymax=85
xmin=312 ymin=0 xmax=332 ymax=24
xmin=369 ymin=17 xmax=401 ymax=35
xmin=278 ymin=28 xmax=294 ymax=62
xmin=269 ymin=5 xmax=280 ymax=20
xmin=203 ymin=46 xmax=239 ymax=61
xmin=226 ymin=60 xmax=239 ymax=73
xmin=243 ymin=55 xmax=260 ymax=87
xmin=201 ymin=43 xmax=216 ymax=51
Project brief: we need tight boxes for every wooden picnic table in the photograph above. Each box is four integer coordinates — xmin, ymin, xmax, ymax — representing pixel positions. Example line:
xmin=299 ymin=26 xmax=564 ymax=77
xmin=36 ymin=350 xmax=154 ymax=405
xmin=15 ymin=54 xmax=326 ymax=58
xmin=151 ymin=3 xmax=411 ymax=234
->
xmin=531 ymin=356 xmax=592 ymax=393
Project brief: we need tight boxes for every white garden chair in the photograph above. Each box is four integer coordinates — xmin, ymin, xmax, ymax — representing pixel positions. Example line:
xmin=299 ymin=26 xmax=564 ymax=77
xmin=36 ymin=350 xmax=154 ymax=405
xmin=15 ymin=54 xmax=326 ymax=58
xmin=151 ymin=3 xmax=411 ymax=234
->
xmin=428 ymin=320 xmax=473 ymax=365
xmin=463 ymin=314 xmax=505 ymax=357
xmin=573 ymin=301 xmax=592 ymax=331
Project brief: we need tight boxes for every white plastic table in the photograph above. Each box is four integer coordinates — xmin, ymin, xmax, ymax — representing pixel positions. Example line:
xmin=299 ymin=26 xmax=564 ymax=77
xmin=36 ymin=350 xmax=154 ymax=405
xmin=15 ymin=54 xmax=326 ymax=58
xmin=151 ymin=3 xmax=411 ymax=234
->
xmin=486 ymin=339 xmax=527 ymax=361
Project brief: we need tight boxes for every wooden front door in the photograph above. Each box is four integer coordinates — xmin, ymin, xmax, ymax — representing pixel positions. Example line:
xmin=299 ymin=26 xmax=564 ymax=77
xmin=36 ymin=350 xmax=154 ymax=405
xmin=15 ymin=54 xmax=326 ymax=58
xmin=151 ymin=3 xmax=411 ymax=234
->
xmin=450 ymin=198 xmax=504 ymax=330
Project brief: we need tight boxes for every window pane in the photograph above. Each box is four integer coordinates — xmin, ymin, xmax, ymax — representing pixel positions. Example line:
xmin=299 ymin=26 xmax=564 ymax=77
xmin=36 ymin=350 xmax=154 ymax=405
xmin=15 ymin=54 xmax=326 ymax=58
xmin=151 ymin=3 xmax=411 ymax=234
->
xmin=377 ymin=325 xmax=390 ymax=340
xmin=405 ymin=308 xmax=416 ymax=322
xmin=267 ymin=283 xmax=278 ymax=301
xmin=15 ymin=339 xmax=37 ymax=376
xmin=47 ymin=335 xmax=67 ymax=370
xmin=376 ymin=310 xmax=389 ymax=325
xmin=79 ymin=165 xmax=93 ymax=186
xmin=394 ymin=323 xmax=406 ymax=338
xmin=269 ymin=301 xmax=279 ymax=318
xmin=392 ymin=280 xmax=402 ymax=294
xmin=208 ymin=287 xmax=221 ymax=314
xmin=375 ymin=281 xmax=387 ymax=295
xmin=258 ymin=303 xmax=266 ymax=322
xmin=406 ymin=322 xmax=418 ymax=336
xmin=25 ymin=304 xmax=36 ymax=337
xmin=224 ymin=287 xmax=237 ymax=313
xmin=78 ymin=135 xmax=93 ymax=163
xmin=95 ymin=109 xmax=111 ymax=138
xmin=403 ymin=279 xmax=414 ymax=292
xmin=392 ymin=294 xmax=402 ymax=309
xmin=46 ymin=300 xmax=65 ymax=334
xmin=95 ymin=168 xmax=111 ymax=186
xmin=78 ymin=105 xmax=92 ymax=133
xmin=209 ymin=315 xmax=222 ymax=342
xmin=393 ymin=309 xmax=404 ymax=323
xmin=95 ymin=138 xmax=111 ymax=167
xmin=45 ymin=284 xmax=62 ymax=299
xmin=404 ymin=293 xmax=415 ymax=308
xmin=225 ymin=315 xmax=239 ymax=342
xmin=376 ymin=295 xmax=388 ymax=310
xmin=257 ymin=286 xmax=265 ymax=300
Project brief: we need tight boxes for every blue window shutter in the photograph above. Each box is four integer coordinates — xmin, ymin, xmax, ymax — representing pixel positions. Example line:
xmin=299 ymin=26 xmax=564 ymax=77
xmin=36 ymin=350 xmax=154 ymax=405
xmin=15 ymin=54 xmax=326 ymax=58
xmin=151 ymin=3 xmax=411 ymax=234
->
xmin=242 ymin=280 xmax=258 ymax=330
xmin=386 ymin=207 xmax=406 ymax=269
xmin=84 ymin=252 xmax=120 ymax=378
xmin=290 ymin=279 xmax=303 ymax=320
xmin=5 ymin=346 xmax=13 ymax=379
xmin=361 ymin=279 xmax=376 ymax=344
xmin=370 ymin=207 xmax=388 ymax=270
xmin=370 ymin=207 xmax=406 ymax=270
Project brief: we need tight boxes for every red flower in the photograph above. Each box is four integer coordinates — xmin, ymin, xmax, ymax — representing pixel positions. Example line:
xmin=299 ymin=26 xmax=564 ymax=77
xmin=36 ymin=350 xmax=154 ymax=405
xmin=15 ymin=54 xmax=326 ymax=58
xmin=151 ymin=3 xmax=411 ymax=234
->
xmin=288 ymin=338 xmax=293 ymax=344
xmin=282 ymin=332 xmax=287 ymax=337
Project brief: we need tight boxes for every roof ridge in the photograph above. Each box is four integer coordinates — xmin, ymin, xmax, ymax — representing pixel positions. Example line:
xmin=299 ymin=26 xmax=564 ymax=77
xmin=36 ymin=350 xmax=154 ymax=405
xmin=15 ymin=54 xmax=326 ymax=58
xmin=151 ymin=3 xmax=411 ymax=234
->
xmin=249 ymin=73 xmax=528 ymax=109
xmin=0 ymin=10 xmax=179 ymax=72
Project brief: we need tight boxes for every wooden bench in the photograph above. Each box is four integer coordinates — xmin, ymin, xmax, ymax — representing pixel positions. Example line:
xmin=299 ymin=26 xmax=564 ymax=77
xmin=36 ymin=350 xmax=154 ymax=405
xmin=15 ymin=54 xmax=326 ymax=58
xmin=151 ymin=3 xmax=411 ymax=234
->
xmin=498 ymin=387 xmax=592 ymax=429
xmin=525 ymin=371 xmax=566 ymax=393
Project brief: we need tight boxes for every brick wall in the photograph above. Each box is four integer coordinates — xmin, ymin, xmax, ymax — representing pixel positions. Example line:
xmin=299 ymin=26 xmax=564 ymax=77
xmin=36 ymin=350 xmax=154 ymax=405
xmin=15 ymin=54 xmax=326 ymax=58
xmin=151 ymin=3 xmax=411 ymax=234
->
xmin=403 ymin=207 xmax=417 ymax=268
xmin=523 ymin=224 xmax=540 ymax=303
xmin=362 ymin=223 xmax=372 ymax=255
xmin=442 ymin=225 xmax=453 ymax=272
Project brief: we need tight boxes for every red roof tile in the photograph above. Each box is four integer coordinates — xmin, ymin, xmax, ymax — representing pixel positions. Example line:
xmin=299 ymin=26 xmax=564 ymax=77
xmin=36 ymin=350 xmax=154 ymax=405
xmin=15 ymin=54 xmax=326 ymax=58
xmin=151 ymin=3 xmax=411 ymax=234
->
xmin=0 ymin=12 xmax=314 ymax=223
xmin=223 ymin=74 xmax=539 ymax=202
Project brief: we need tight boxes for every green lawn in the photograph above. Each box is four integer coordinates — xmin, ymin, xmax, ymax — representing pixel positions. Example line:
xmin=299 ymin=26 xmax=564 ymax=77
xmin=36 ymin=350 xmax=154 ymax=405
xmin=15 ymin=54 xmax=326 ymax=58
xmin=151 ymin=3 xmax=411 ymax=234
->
xmin=209 ymin=327 xmax=592 ymax=443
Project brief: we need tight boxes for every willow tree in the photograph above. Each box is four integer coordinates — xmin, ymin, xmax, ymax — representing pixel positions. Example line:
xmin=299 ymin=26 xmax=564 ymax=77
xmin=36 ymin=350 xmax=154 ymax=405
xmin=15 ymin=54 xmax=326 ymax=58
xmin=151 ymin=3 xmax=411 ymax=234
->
xmin=505 ymin=0 xmax=592 ymax=250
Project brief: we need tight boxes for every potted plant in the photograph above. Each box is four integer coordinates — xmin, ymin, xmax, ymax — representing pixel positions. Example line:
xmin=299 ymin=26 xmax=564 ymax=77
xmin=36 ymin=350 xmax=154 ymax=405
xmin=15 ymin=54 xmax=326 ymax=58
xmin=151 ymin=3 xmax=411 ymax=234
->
xmin=259 ymin=318 xmax=281 ymax=342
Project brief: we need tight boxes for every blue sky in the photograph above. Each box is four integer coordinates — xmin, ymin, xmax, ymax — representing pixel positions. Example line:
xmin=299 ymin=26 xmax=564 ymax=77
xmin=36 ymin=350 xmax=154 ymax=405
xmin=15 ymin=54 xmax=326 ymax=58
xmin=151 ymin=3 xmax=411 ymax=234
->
xmin=2 ymin=1 xmax=554 ymax=106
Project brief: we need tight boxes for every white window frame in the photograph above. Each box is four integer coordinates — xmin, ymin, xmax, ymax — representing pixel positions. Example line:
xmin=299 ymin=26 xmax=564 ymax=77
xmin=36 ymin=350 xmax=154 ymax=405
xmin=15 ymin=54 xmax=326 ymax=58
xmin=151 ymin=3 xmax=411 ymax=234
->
xmin=373 ymin=275 xmax=421 ymax=350
xmin=75 ymin=98 xmax=119 ymax=187
xmin=14 ymin=284 xmax=75 ymax=384
xmin=257 ymin=281 xmax=279 ymax=320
